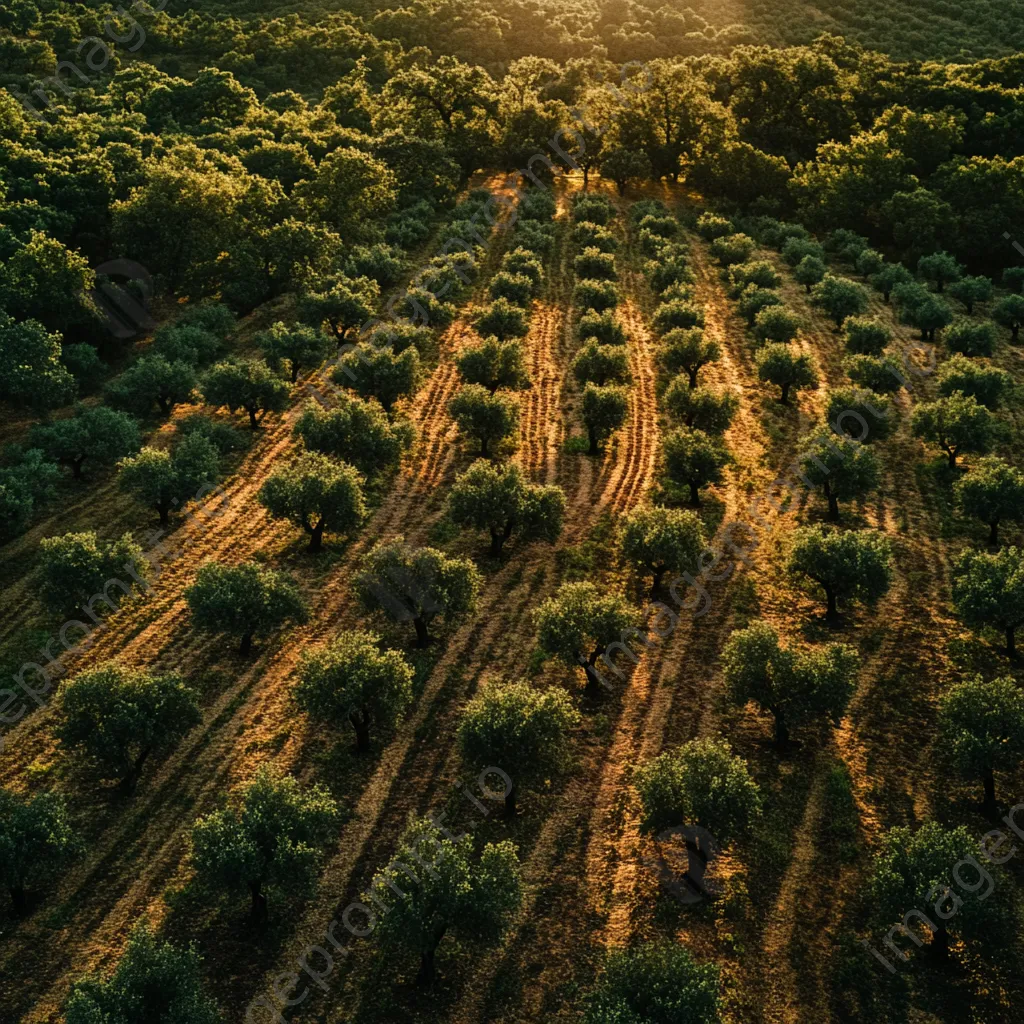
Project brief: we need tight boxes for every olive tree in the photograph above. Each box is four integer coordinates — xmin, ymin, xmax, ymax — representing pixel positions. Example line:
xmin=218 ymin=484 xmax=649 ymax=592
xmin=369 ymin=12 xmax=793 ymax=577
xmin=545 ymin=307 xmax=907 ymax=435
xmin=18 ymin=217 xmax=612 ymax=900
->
xmin=754 ymin=306 xmax=801 ymax=345
xmin=574 ymin=247 xmax=617 ymax=281
xmin=949 ymin=276 xmax=993 ymax=314
xmin=298 ymin=274 xmax=379 ymax=344
xmin=954 ymin=457 xmax=1024 ymax=545
xmin=364 ymin=817 xmax=521 ymax=983
xmin=448 ymin=384 xmax=519 ymax=457
xmin=0 ymin=790 xmax=79 ymax=916
xmin=578 ymin=310 xmax=627 ymax=346
xmin=663 ymin=427 xmax=731 ymax=505
xmin=798 ymin=428 xmax=881 ymax=521
xmin=709 ymin=233 xmax=755 ymax=267
xmin=945 ymin=318 xmax=997 ymax=357
xmin=652 ymin=299 xmax=704 ymax=335
xmin=664 ymin=381 xmax=738 ymax=434
xmin=722 ymin=621 xmax=858 ymax=746
xmin=574 ymin=279 xmax=620 ymax=313
xmin=811 ymin=276 xmax=869 ymax=328
xmin=658 ymin=328 xmax=720 ymax=387
xmin=844 ymin=317 xmax=892 ymax=356
xmin=293 ymin=396 xmax=412 ymax=478
xmin=185 ymin=560 xmax=308 ymax=655
xmin=581 ymin=383 xmax=628 ymax=456
xmin=333 ymin=344 xmax=420 ymax=413
xmin=951 ymin=545 xmax=1024 ymax=658
xmin=535 ymin=581 xmax=640 ymax=692
xmin=257 ymin=321 xmax=331 ymax=383
xmin=993 ymin=294 xmax=1024 ymax=341
xmin=295 ymin=631 xmax=414 ymax=751
xmin=939 ymin=676 xmax=1024 ymax=812
xmin=787 ymin=525 xmax=893 ymax=621
xmin=572 ymin=341 xmax=631 ymax=387
xmin=911 ymin=394 xmax=994 ymax=468
xmin=36 ymin=531 xmax=149 ymax=617
xmin=845 ymin=354 xmax=906 ymax=393
xmin=619 ymin=505 xmax=705 ymax=593
xmin=737 ymin=287 xmax=782 ymax=328
xmin=189 ymin=764 xmax=337 ymax=924
xmin=937 ymin=356 xmax=1013 ymax=409
xmin=794 ymin=255 xmax=827 ymax=293
xmin=54 ymin=662 xmax=201 ymax=792
xmin=107 ymin=356 xmax=197 ymax=418
xmin=65 ymin=926 xmax=220 ymax=1024
xmin=202 ymin=359 xmax=289 ymax=429
xmin=825 ymin=387 xmax=893 ymax=442
xmin=446 ymin=460 xmax=565 ymax=557
xmin=456 ymin=336 xmax=530 ymax=393
xmin=918 ymin=251 xmax=963 ymax=292
xmin=29 ymin=405 xmax=141 ymax=481
xmin=475 ymin=297 xmax=529 ymax=341
xmin=870 ymin=263 xmax=914 ymax=302
xmin=755 ymin=344 xmax=816 ymax=404
xmin=118 ymin=433 xmax=220 ymax=525
xmin=457 ymin=681 xmax=580 ymax=814
xmin=258 ymin=452 xmax=366 ymax=551
xmin=355 ymin=538 xmax=481 ymax=647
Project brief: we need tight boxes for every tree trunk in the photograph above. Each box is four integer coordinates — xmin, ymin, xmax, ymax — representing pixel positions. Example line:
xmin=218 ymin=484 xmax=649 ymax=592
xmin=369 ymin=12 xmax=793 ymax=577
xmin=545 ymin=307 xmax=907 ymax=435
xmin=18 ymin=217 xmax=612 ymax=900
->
xmin=248 ymin=407 xmax=260 ymax=429
xmin=588 ymin=427 xmax=599 ymax=456
xmin=504 ymin=783 xmax=517 ymax=817
xmin=249 ymin=880 xmax=268 ymax=926
xmin=71 ymin=458 xmax=84 ymax=480
xmin=1013 ymin=324 xmax=1020 ymax=342
xmin=157 ymin=502 xmax=171 ymax=526
xmin=240 ymin=632 xmax=254 ymax=656
xmin=121 ymin=747 xmax=151 ymax=793
xmin=804 ymin=282 xmax=812 ymax=293
xmin=651 ymin=566 xmax=666 ymax=595
xmin=780 ymin=381 xmax=791 ymax=405
xmin=417 ymin=924 xmax=448 ymax=985
xmin=947 ymin=448 xmax=957 ymax=469
xmin=689 ymin=481 xmax=701 ymax=506
xmin=414 ymin=616 xmax=431 ymax=648
xmin=10 ymin=886 xmax=27 ymax=917
xmin=350 ymin=712 xmax=371 ymax=752
xmin=291 ymin=363 xmax=300 ymax=383
xmin=825 ymin=483 xmax=839 ymax=522
xmin=774 ymin=711 xmax=790 ymax=749
xmin=936 ymin=280 xmax=945 ymax=293
xmin=983 ymin=768 xmax=997 ymax=814
xmin=1007 ymin=626 xmax=1017 ymax=660
xmin=308 ymin=519 xmax=325 ymax=553
xmin=966 ymin=301 xmax=974 ymax=314
xmin=824 ymin=583 xmax=838 ymax=623
xmin=989 ymin=520 xmax=1000 ymax=546
xmin=688 ymin=368 xmax=698 ymax=388
xmin=158 ymin=398 xmax=171 ymax=416
xmin=883 ymin=289 xmax=892 ymax=303
xmin=931 ymin=923 xmax=949 ymax=958
xmin=582 ymin=166 xmax=589 ymax=189
xmin=480 ymin=436 xmax=489 ymax=458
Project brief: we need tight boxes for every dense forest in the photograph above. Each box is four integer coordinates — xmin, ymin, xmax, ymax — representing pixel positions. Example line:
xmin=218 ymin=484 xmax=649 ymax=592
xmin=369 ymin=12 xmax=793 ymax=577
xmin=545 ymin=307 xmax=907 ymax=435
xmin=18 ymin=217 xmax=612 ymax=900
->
xmin=3 ymin=0 xmax=1024 ymax=1022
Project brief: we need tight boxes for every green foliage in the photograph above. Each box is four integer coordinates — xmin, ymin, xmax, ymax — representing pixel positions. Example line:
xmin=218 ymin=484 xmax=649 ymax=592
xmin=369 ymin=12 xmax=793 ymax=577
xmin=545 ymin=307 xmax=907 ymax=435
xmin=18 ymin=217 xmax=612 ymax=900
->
xmin=456 ymin=336 xmax=531 ymax=393
xmin=202 ymin=360 xmax=289 ymax=428
xmin=993 ymin=294 xmax=1024 ymax=340
xmin=475 ymin=297 xmax=529 ymax=341
xmin=118 ymin=434 xmax=220 ymax=525
xmin=0 ymin=449 xmax=59 ymax=542
xmin=722 ymin=620 xmax=858 ymax=745
xmin=489 ymin=270 xmax=534 ymax=307
xmin=581 ymin=384 xmax=628 ymax=455
xmin=798 ymin=427 xmax=881 ymax=520
xmin=30 ymin=406 xmax=141 ymax=481
xmin=334 ymin=344 xmax=421 ymax=413
xmin=296 ymin=146 xmax=396 ymax=237
xmin=844 ymin=317 xmax=892 ymax=356
xmin=939 ymin=675 xmax=1024 ymax=806
xmin=652 ymin=299 xmax=704 ymax=335
xmin=601 ymin=146 xmax=652 ymax=193
xmin=753 ymin=305 xmax=801 ymax=345
xmin=658 ymin=329 xmax=720 ymax=387
xmin=355 ymin=538 xmax=481 ymax=647
xmin=446 ymin=460 xmax=564 ymax=556
xmin=854 ymin=249 xmax=885 ymax=277
xmin=844 ymin=354 xmax=906 ymax=393
xmin=448 ymin=384 xmax=520 ymax=458
xmin=152 ymin=325 xmax=221 ymax=368
xmin=572 ymin=341 xmax=631 ymax=387
xmin=572 ymin=221 xmax=617 ymax=252
xmin=299 ymin=275 xmax=379 ymax=343
xmin=574 ymin=247 xmax=618 ymax=282
xmin=944 ymin=318 xmax=998 ymax=357
xmin=949 ymin=275 xmax=994 ymax=313
xmin=918 ymin=251 xmax=963 ymax=291
xmin=870 ymin=263 xmax=914 ymax=302
xmin=107 ymin=356 xmax=197 ymax=418
xmin=810 ymin=275 xmax=869 ymax=327
xmin=825 ymin=387 xmax=893 ymax=442
xmin=585 ymin=942 xmax=720 ymax=1024
xmin=1002 ymin=267 xmax=1024 ymax=294
xmin=911 ymin=393 xmax=994 ymax=467
xmin=501 ymin=248 xmax=544 ymax=289
xmin=619 ymin=505 xmax=706 ymax=591
xmin=938 ymin=355 xmax=1013 ymax=409
xmin=663 ymin=427 xmax=731 ymax=505
xmin=695 ymin=213 xmax=733 ymax=241
xmin=955 ymin=457 xmax=1024 ymax=544
xmin=185 ymin=561 xmax=308 ymax=654
xmin=787 ymin=525 xmax=893 ymax=620
xmin=293 ymin=396 xmax=411 ymax=478
xmin=729 ymin=260 xmax=780 ymax=294
xmin=295 ymin=631 xmax=414 ymax=750
xmin=257 ymin=321 xmax=331 ymax=383
xmin=709 ymin=233 xmax=755 ymax=267
xmin=189 ymin=765 xmax=337 ymax=922
xmin=535 ymin=581 xmax=639 ymax=689
xmin=65 ymin=926 xmax=220 ymax=1024
xmin=365 ymin=816 xmax=522 ymax=983
xmin=257 ymin=452 xmax=366 ymax=551
xmin=633 ymin=737 xmax=762 ymax=841
xmin=578 ymin=310 xmax=627 ymax=346
xmin=664 ymin=381 xmax=738 ymax=434
xmin=574 ymin=278 xmax=620 ymax=313
xmin=457 ymin=681 xmax=580 ymax=811
xmin=755 ymin=343 xmax=817 ymax=403
xmin=782 ymin=237 xmax=826 ymax=267
xmin=62 ymin=343 xmax=105 ymax=392
xmin=952 ymin=546 xmax=1024 ymax=657
xmin=895 ymin=285 xmax=954 ymax=340
xmin=0 ymin=789 xmax=79 ymax=913
xmin=55 ymin=662 xmax=201 ymax=789
xmin=36 ymin=531 xmax=148 ymax=618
